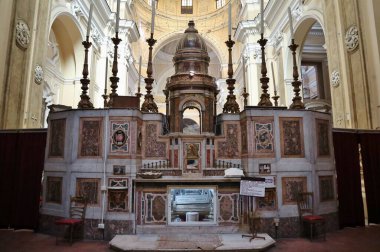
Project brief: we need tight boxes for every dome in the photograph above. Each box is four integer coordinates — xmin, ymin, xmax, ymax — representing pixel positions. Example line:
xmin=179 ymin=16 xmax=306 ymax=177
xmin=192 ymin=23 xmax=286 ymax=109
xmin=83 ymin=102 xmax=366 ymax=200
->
xmin=173 ymin=21 xmax=210 ymax=75
xmin=176 ymin=21 xmax=208 ymax=52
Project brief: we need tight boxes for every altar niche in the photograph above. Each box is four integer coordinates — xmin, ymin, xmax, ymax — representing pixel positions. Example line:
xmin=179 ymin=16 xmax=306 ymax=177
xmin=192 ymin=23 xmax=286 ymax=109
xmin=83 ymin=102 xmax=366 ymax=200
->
xmin=168 ymin=186 xmax=217 ymax=226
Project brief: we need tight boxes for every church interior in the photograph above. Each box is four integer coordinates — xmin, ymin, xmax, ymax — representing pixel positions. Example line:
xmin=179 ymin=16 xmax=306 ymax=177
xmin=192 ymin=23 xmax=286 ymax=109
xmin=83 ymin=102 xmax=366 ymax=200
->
xmin=0 ymin=0 xmax=380 ymax=250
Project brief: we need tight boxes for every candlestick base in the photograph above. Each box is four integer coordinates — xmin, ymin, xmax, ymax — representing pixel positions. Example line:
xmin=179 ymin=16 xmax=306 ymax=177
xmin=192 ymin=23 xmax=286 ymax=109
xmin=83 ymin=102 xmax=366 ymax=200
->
xmin=102 ymin=94 xmax=109 ymax=108
xmin=141 ymin=94 xmax=158 ymax=113
xmin=272 ymin=95 xmax=280 ymax=107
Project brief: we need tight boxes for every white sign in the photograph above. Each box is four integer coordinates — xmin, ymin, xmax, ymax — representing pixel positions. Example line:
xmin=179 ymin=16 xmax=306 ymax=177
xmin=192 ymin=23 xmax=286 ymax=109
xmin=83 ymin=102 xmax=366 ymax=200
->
xmin=240 ymin=177 xmax=266 ymax=197
xmin=258 ymin=176 xmax=276 ymax=188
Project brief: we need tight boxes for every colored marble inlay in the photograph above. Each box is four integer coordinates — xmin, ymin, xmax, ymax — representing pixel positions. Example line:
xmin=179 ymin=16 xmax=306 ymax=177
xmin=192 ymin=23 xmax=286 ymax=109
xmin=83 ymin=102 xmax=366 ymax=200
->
xmin=145 ymin=124 xmax=166 ymax=157
xmin=79 ymin=118 xmax=102 ymax=157
xmin=108 ymin=190 xmax=128 ymax=212
xmin=111 ymin=122 xmax=129 ymax=152
xmin=217 ymin=124 xmax=239 ymax=158
xmin=48 ymin=119 xmax=65 ymax=157
xmin=254 ymin=122 xmax=274 ymax=152
xmin=280 ymin=117 xmax=304 ymax=158
xmin=46 ymin=176 xmax=62 ymax=204
xmin=76 ymin=178 xmax=100 ymax=205
xmin=319 ymin=176 xmax=334 ymax=201
xmin=281 ymin=177 xmax=307 ymax=205
xmin=316 ymin=119 xmax=330 ymax=157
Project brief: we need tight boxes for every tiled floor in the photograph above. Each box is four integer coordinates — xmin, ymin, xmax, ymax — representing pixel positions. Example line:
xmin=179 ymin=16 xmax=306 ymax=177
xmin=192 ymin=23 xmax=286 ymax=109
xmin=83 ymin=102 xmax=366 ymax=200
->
xmin=0 ymin=225 xmax=379 ymax=252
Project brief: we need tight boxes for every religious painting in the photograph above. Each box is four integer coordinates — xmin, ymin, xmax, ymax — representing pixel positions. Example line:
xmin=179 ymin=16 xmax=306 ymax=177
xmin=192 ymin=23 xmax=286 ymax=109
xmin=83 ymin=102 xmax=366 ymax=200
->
xmin=145 ymin=124 xmax=166 ymax=158
xmin=281 ymin=177 xmax=307 ymax=205
xmin=79 ymin=118 xmax=102 ymax=157
xmin=113 ymin=165 xmax=126 ymax=175
xmin=184 ymin=142 xmax=200 ymax=172
xmin=257 ymin=188 xmax=277 ymax=211
xmin=108 ymin=190 xmax=128 ymax=212
xmin=111 ymin=121 xmax=129 ymax=153
xmin=48 ymin=119 xmax=66 ymax=157
xmin=259 ymin=163 xmax=271 ymax=174
xmin=76 ymin=178 xmax=100 ymax=205
xmin=253 ymin=117 xmax=275 ymax=157
xmin=319 ymin=176 xmax=335 ymax=202
xmin=46 ymin=176 xmax=62 ymax=204
xmin=280 ymin=117 xmax=304 ymax=158
xmin=316 ymin=119 xmax=330 ymax=157
xmin=217 ymin=124 xmax=239 ymax=158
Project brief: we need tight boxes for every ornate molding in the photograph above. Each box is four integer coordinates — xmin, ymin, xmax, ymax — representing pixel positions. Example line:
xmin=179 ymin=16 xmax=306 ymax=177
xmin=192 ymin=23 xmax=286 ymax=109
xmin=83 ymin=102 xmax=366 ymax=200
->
xmin=345 ymin=25 xmax=359 ymax=52
xmin=15 ymin=19 xmax=31 ymax=49
xmin=331 ymin=70 xmax=340 ymax=87
xmin=235 ymin=20 xmax=259 ymax=42
xmin=71 ymin=1 xmax=83 ymax=16
xmin=34 ymin=65 xmax=44 ymax=85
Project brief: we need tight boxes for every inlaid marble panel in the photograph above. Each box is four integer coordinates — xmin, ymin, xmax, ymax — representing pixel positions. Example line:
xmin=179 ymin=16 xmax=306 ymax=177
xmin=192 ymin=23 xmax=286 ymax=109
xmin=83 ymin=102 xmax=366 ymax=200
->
xmin=142 ymin=193 xmax=167 ymax=224
xmin=218 ymin=193 xmax=239 ymax=223
xmin=319 ymin=175 xmax=334 ymax=202
xmin=48 ymin=119 xmax=65 ymax=157
xmin=280 ymin=117 xmax=304 ymax=158
xmin=110 ymin=121 xmax=129 ymax=153
xmin=108 ymin=190 xmax=128 ymax=212
xmin=257 ymin=188 xmax=277 ymax=211
xmin=316 ymin=119 xmax=330 ymax=157
xmin=76 ymin=178 xmax=100 ymax=205
xmin=46 ymin=176 xmax=62 ymax=204
xmin=79 ymin=118 xmax=102 ymax=157
xmin=145 ymin=124 xmax=166 ymax=158
xmin=281 ymin=177 xmax=307 ymax=205
xmin=217 ymin=124 xmax=239 ymax=158
xmin=252 ymin=117 xmax=275 ymax=157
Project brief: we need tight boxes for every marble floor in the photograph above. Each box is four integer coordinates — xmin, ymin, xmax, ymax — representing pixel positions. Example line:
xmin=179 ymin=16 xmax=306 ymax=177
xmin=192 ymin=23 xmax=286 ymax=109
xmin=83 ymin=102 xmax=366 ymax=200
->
xmin=0 ymin=225 xmax=379 ymax=252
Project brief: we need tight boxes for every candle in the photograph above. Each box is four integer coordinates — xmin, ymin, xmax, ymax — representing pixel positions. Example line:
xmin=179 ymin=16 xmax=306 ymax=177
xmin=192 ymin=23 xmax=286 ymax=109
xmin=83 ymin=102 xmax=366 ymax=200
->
xmin=138 ymin=55 xmax=142 ymax=89
xmin=86 ymin=3 xmax=93 ymax=37
xmin=115 ymin=0 xmax=121 ymax=32
xmin=271 ymin=62 xmax=277 ymax=92
xmin=228 ymin=3 xmax=232 ymax=36
xmin=243 ymin=57 xmax=247 ymax=89
xmin=260 ymin=0 xmax=264 ymax=35
xmin=104 ymin=57 xmax=108 ymax=91
xmin=151 ymin=0 xmax=156 ymax=34
xmin=288 ymin=7 xmax=294 ymax=38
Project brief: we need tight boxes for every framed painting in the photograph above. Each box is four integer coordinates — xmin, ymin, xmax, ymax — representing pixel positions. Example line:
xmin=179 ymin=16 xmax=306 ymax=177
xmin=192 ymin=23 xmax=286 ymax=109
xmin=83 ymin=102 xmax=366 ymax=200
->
xmin=316 ymin=119 xmax=330 ymax=157
xmin=319 ymin=176 xmax=334 ymax=201
xmin=76 ymin=178 xmax=100 ymax=205
xmin=113 ymin=165 xmax=126 ymax=175
xmin=46 ymin=176 xmax=62 ymax=204
xmin=259 ymin=163 xmax=271 ymax=174
xmin=280 ymin=117 xmax=304 ymax=158
xmin=281 ymin=177 xmax=307 ymax=205
xmin=48 ymin=119 xmax=66 ymax=157
xmin=78 ymin=117 xmax=103 ymax=158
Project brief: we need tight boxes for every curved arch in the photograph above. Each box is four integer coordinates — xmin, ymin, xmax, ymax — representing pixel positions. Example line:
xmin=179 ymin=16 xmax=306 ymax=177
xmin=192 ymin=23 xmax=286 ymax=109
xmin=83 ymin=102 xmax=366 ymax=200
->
xmin=179 ymin=98 xmax=205 ymax=112
xmin=49 ymin=6 xmax=85 ymax=40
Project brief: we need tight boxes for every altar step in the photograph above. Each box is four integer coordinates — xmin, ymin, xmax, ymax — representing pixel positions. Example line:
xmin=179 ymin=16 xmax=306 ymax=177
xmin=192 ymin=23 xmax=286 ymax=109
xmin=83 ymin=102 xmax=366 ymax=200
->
xmin=109 ymin=233 xmax=275 ymax=251
xmin=136 ymin=225 xmax=243 ymax=234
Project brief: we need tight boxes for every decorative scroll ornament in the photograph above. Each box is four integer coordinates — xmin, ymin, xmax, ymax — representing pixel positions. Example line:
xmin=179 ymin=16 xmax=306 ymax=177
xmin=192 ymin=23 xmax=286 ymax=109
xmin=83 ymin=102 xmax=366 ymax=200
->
xmin=16 ymin=19 xmax=31 ymax=49
xmin=331 ymin=70 xmax=340 ymax=87
xmin=345 ymin=25 xmax=359 ymax=52
xmin=34 ymin=65 xmax=44 ymax=84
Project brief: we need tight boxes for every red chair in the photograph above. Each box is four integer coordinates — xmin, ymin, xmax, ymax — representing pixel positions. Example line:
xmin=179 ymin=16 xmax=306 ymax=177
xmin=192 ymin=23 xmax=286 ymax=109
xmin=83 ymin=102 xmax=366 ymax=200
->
xmin=55 ymin=196 xmax=87 ymax=245
xmin=297 ymin=192 xmax=326 ymax=241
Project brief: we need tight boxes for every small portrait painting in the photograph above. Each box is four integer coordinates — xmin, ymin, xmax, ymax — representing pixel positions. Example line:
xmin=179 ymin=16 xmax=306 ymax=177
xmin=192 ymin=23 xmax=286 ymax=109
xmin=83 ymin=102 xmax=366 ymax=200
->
xmin=113 ymin=165 xmax=126 ymax=175
xmin=259 ymin=163 xmax=271 ymax=174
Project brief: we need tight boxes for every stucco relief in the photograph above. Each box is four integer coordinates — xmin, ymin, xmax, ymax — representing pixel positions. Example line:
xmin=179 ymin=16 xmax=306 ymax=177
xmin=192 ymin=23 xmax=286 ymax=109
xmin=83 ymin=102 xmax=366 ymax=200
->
xmin=331 ymin=70 xmax=340 ymax=87
xmin=34 ymin=65 xmax=44 ymax=84
xmin=345 ymin=25 xmax=359 ymax=52
xmin=15 ymin=19 xmax=30 ymax=49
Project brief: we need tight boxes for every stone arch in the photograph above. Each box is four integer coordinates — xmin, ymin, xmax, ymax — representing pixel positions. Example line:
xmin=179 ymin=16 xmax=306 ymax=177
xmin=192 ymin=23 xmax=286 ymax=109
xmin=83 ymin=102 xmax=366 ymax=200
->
xmin=181 ymin=100 xmax=203 ymax=134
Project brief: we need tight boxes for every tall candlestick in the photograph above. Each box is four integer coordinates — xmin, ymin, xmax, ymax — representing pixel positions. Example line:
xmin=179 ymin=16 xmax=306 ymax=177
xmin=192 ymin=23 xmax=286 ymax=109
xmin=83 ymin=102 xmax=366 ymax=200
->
xmin=271 ymin=62 xmax=277 ymax=92
xmin=86 ymin=3 xmax=93 ymax=37
xmin=151 ymin=0 xmax=156 ymax=34
xmin=115 ymin=0 xmax=121 ymax=32
xmin=228 ymin=3 xmax=232 ymax=36
xmin=260 ymin=0 xmax=264 ymax=35
xmin=288 ymin=7 xmax=294 ymax=38
xmin=138 ymin=55 xmax=142 ymax=89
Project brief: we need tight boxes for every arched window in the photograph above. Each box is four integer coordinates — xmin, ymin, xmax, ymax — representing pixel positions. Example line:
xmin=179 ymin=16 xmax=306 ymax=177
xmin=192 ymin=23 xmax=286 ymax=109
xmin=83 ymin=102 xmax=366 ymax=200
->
xmin=181 ymin=0 xmax=193 ymax=14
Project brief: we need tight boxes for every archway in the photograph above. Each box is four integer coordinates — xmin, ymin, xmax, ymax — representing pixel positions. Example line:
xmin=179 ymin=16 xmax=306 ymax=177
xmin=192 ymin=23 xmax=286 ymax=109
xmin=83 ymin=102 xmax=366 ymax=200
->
xmin=182 ymin=101 xmax=202 ymax=134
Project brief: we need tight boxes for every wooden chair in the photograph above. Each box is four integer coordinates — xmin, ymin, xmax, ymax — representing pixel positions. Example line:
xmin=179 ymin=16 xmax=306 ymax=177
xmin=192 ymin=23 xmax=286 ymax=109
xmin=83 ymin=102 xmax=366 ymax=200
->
xmin=55 ymin=196 xmax=87 ymax=245
xmin=242 ymin=206 xmax=266 ymax=242
xmin=297 ymin=192 xmax=326 ymax=241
